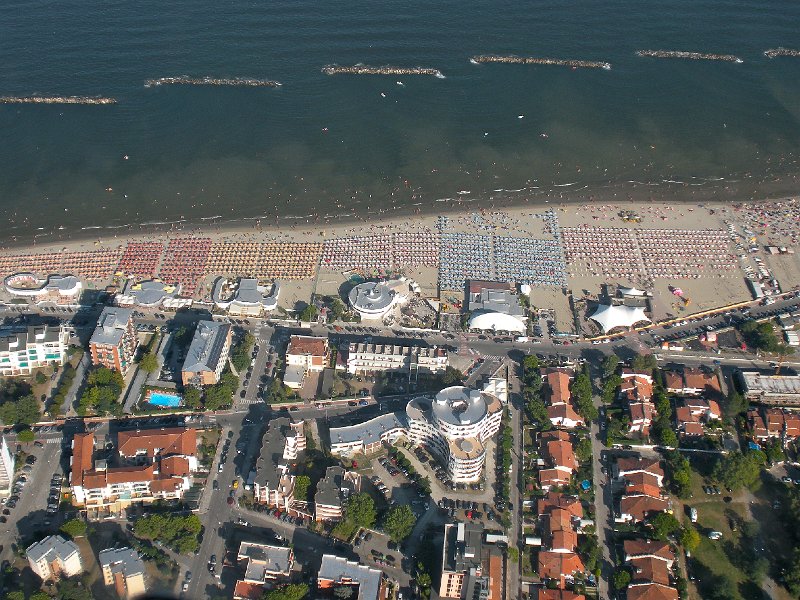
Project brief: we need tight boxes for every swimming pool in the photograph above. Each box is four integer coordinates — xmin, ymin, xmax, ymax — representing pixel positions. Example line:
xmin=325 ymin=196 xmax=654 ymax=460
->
xmin=148 ymin=392 xmax=182 ymax=408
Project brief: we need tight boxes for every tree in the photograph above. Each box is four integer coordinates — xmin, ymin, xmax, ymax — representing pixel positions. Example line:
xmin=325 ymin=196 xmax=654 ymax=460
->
xmin=526 ymin=396 xmax=550 ymax=428
xmin=344 ymin=493 xmax=376 ymax=529
xmin=713 ymin=449 xmax=766 ymax=491
xmin=440 ymin=367 xmax=464 ymax=386
xmin=299 ymin=305 xmax=318 ymax=322
xmin=613 ymin=569 xmax=631 ymax=590
xmin=680 ymin=525 xmax=700 ymax=552
xmin=294 ymin=475 xmax=311 ymax=503
xmin=60 ymin=518 xmax=87 ymax=538
xmin=602 ymin=354 xmax=620 ymax=378
xmin=763 ymin=438 xmax=785 ymax=464
xmin=575 ymin=437 xmax=592 ymax=463
xmin=17 ymin=428 xmax=34 ymax=443
xmin=784 ymin=547 xmax=800 ymax=597
xmin=35 ymin=371 xmax=48 ymax=385
xmin=631 ymin=353 xmax=657 ymax=372
xmin=572 ymin=373 xmax=598 ymax=421
xmin=649 ymin=512 xmax=681 ymax=540
xmin=5 ymin=592 xmax=24 ymax=600
xmin=653 ymin=389 xmax=671 ymax=419
xmin=333 ymin=586 xmax=355 ymax=600
xmin=139 ymin=352 xmax=159 ymax=373
xmin=727 ymin=390 xmax=748 ymax=417
xmin=601 ymin=375 xmax=621 ymax=404
xmin=507 ymin=547 xmax=519 ymax=562
xmin=30 ymin=593 xmax=50 ymax=600
xmin=383 ymin=505 xmax=416 ymax=542
xmin=56 ymin=578 xmax=94 ymax=600
xmin=329 ymin=298 xmax=347 ymax=322
xmin=263 ymin=583 xmax=309 ymax=600
xmin=664 ymin=450 xmax=692 ymax=498
xmin=204 ymin=383 xmax=232 ymax=410
xmin=183 ymin=387 xmax=202 ymax=410
xmin=133 ymin=514 xmax=202 ymax=554
xmin=652 ymin=416 xmax=678 ymax=448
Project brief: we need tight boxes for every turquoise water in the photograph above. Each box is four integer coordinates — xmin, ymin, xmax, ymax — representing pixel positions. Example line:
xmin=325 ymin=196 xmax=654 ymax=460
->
xmin=148 ymin=392 xmax=182 ymax=408
xmin=0 ymin=0 xmax=798 ymax=244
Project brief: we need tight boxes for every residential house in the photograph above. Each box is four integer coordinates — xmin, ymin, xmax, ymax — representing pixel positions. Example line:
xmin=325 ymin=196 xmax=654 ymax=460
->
xmin=626 ymin=583 xmax=679 ymax=600
xmin=542 ymin=369 xmax=584 ymax=429
xmin=620 ymin=371 xmax=655 ymax=436
xmin=314 ymin=466 xmax=361 ymax=522
xmin=614 ymin=457 xmax=664 ymax=487
xmin=284 ymin=336 xmax=328 ymax=389
xmin=748 ymin=409 xmax=770 ymax=441
xmin=538 ymin=431 xmax=576 ymax=491
xmin=98 ymin=547 xmax=146 ymax=599
xmin=618 ymin=495 xmax=671 ymax=524
xmin=538 ymin=591 xmax=586 ymax=600
xmin=27 ymin=535 xmax=83 ymax=582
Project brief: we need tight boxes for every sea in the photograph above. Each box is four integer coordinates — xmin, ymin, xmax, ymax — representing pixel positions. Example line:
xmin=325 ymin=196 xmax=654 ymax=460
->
xmin=1 ymin=0 xmax=799 ymax=245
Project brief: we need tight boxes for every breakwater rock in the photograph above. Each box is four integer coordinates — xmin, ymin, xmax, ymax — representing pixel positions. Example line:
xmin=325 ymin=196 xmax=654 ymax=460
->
xmin=321 ymin=64 xmax=445 ymax=78
xmin=764 ymin=48 xmax=800 ymax=59
xmin=0 ymin=96 xmax=116 ymax=105
xmin=636 ymin=50 xmax=743 ymax=63
xmin=145 ymin=76 xmax=282 ymax=88
xmin=470 ymin=54 xmax=611 ymax=70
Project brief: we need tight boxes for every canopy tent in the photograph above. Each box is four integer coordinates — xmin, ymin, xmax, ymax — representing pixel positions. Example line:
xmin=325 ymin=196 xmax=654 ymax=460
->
xmin=618 ymin=286 xmax=647 ymax=297
xmin=590 ymin=304 xmax=650 ymax=333
xmin=469 ymin=310 xmax=526 ymax=333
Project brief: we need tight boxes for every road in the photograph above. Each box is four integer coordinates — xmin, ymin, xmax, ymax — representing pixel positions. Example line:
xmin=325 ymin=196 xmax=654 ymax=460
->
xmin=506 ymin=361 xmax=523 ymax=600
xmin=587 ymin=365 xmax=611 ymax=600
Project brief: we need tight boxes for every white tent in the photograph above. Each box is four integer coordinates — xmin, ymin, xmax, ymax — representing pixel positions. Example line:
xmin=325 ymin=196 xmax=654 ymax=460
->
xmin=618 ymin=286 xmax=647 ymax=297
xmin=469 ymin=311 xmax=526 ymax=333
xmin=590 ymin=304 xmax=650 ymax=333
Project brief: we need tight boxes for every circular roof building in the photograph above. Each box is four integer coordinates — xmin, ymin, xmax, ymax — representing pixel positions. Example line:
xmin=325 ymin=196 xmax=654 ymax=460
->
xmin=348 ymin=281 xmax=398 ymax=320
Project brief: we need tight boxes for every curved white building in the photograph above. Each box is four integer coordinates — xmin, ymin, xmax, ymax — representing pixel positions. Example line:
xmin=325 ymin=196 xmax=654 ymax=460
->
xmin=213 ymin=277 xmax=280 ymax=316
xmin=348 ymin=280 xmax=407 ymax=320
xmin=406 ymin=385 xmax=503 ymax=483
xmin=4 ymin=273 xmax=82 ymax=304
xmin=468 ymin=310 xmax=526 ymax=334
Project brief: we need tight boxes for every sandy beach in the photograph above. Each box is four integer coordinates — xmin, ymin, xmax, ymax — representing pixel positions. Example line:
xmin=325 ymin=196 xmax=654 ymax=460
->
xmin=1 ymin=196 xmax=797 ymax=328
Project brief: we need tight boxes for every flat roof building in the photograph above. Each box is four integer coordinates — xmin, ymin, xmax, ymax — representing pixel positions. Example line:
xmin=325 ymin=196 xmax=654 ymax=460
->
xmin=90 ymin=306 xmax=138 ymax=374
xmin=344 ymin=341 xmax=448 ymax=375
xmin=254 ymin=418 xmax=305 ymax=510
xmin=740 ymin=371 xmax=800 ymax=405
xmin=314 ymin=466 xmax=361 ymax=522
xmin=181 ymin=320 xmax=232 ymax=386
xmin=0 ymin=324 xmax=70 ymax=376
xmin=213 ymin=277 xmax=280 ymax=316
xmin=0 ymin=437 xmax=14 ymax=498
xmin=237 ymin=541 xmax=294 ymax=583
xmin=318 ymin=554 xmax=385 ymax=600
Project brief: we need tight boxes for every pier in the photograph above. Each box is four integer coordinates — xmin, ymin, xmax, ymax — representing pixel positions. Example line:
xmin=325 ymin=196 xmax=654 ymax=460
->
xmin=0 ymin=96 xmax=116 ymax=105
xmin=144 ymin=76 xmax=282 ymax=88
xmin=636 ymin=50 xmax=743 ymax=63
xmin=470 ymin=55 xmax=611 ymax=70
xmin=321 ymin=64 xmax=445 ymax=78
xmin=764 ymin=48 xmax=800 ymax=59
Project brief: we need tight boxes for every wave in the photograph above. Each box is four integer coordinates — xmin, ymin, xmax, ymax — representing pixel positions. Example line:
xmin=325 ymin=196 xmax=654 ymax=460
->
xmin=552 ymin=182 xmax=579 ymax=187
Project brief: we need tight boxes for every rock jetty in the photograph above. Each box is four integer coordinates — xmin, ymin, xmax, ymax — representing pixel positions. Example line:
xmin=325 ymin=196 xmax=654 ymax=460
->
xmin=764 ymin=48 xmax=800 ymax=59
xmin=321 ymin=64 xmax=445 ymax=78
xmin=0 ymin=96 xmax=116 ymax=105
xmin=636 ymin=50 xmax=743 ymax=63
xmin=470 ymin=55 xmax=611 ymax=70
xmin=144 ymin=76 xmax=282 ymax=88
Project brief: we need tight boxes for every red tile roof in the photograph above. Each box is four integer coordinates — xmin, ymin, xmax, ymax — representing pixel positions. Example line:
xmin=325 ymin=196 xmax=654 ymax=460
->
xmin=629 ymin=556 xmax=670 ymax=586
xmin=546 ymin=441 xmax=577 ymax=472
xmin=538 ymin=492 xmax=583 ymax=519
xmin=117 ymin=428 xmax=196 ymax=458
xmin=626 ymin=583 xmax=679 ymax=600
xmin=617 ymin=457 xmax=663 ymax=479
xmin=547 ymin=371 xmax=573 ymax=406
xmin=71 ymin=433 xmax=95 ymax=486
xmin=624 ymin=472 xmax=662 ymax=498
xmin=287 ymin=335 xmax=327 ymax=357
xmin=620 ymin=495 xmax=670 ymax=522
xmin=623 ymin=539 xmax=674 ymax=565
xmin=160 ymin=456 xmax=190 ymax=477
xmin=538 ymin=591 xmax=585 ymax=600
xmin=537 ymin=551 xmax=585 ymax=581
xmin=234 ymin=580 xmax=266 ymax=600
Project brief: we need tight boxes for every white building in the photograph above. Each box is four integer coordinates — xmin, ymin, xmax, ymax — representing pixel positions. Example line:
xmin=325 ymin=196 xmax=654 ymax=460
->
xmin=213 ymin=277 xmax=280 ymax=316
xmin=27 ymin=535 xmax=83 ymax=582
xmin=4 ymin=273 xmax=82 ymax=305
xmin=344 ymin=342 xmax=448 ymax=375
xmin=406 ymin=384 xmax=503 ymax=482
xmin=115 ymin=280 xmax=191 ymax=310
xmin=98 ymin=547 xmax=146 ymax=599
xmin=284 ymin=336 xmax=328 ymax=390
xmin=329 ymin=378 xmax=505 ymax=483
xmin=348 ymin=280 xmax=406 ymax=320
xmin=0 ymin=437 xmax=15 ymax=497
xmin=254 ymin=419 xmax=306 ymax=509
xmin=0 ymin=324 xmax=70 ymax=376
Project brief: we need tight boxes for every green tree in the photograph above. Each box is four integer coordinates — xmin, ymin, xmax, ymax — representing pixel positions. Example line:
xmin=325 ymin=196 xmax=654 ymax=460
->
xmin=727 ymin=390 xmax=748 ymax=417
xmin=612 ymin=569 xmax=631 ymax=590
xmin=183 ymin=387 xmax=202 ymax=409
xmin=440 ymin=367 xmax=464 ymax=386
xmin=572 ymin=373 xmax=598 ymax=421
xmin=526 ymin=396 xmax=550 ymax=428
xmin=329 ymin=298 xmax=347 ymax=321
xmin=344 ymin=493 xmax=376 ymax=529
xmin=601 ymin=375 xmax=621 ymax=404
xmin=713 ymin=449 xmax=766 ymax=491
xmin=631 ymin=353 xmax=657 ymax=372
xmin=575 ymin=437 xmax=592 ymax=463
xmin=664 ymin=451 xmax=692 ymax=498
xmin=30 ymin=592 xmax=50 ymax=600
xmin=17 ymin=428 xmax=34 ymax=443
xmin=60 ymin=518 xmax=88 ymax=538
xmin=204 ymin=384 xmax=232 ymax=410
xmin=5 ymin=591 xmax=25 ymax=600
xmin=602 ymin=354 xmax=620 ymax=378
xmin=35 ymin=371 xmax=48 ymax=385
xmin=56 ymin=578 xmax=94 ymax=600
xmin=0 ymin=402 xmax=17 ymax=425
xmin=133 ymin=514 xmax=202 ymax=554
xmin=763 ymin=438 xmax=785 ymax=464
xmin=784 ymin=547 xmax=800 ymax=597
xmin=333 ymin=587 xmax=355 ymax=600
xmin=299 ymin=305 xmax=318 ymax=322
xmin=263 ymin=583 xmax=309 ymax=600
xmin=294 ymin=475 xmax=311 ymax=503
xmin=653 ymin=389 xmax=671 ymax=419
xmin=506 ymin=547 xmax=519 ymax=562
xmin=652 ymin=416 xmax=678 ymax=448
xmin=680 ymin=525 xmax=700 ymax=552
xmin=139 ymin=352 xmax=159 ymax=373
xmin=649 ymin=512 xmax=681 ymax=540
xmin=383 ymin=505 xmax=416 ymax=542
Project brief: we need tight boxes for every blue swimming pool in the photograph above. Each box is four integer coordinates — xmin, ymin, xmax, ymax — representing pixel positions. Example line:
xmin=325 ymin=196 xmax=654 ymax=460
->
xmin=148 ymin=392 xmax=182 ymax=408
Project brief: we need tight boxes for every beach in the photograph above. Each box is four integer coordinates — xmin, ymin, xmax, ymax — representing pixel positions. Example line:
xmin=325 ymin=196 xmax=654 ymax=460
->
xmin=2 ymin=195 xmax=798 ymax=332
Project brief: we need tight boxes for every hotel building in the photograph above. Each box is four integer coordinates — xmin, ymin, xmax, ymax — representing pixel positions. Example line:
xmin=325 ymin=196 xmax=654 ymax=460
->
xmin=0 ymin=324 xmax=70 ymax=376
xmin=181 ymin=320 xmax=232 ymax=386
xmin=343 ymin=341 xmax=448 ymax=376
xmin=90 ymin=307 xmax=138 ymax=374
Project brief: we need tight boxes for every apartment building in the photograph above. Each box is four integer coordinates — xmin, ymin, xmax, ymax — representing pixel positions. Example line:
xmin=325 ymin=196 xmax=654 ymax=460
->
xmin=0 ymin=437 xmax=15 ymax=498
xmin=98 ymin=547 xmax=146 ymax=599
xmin=284 ymin=335 xmax=328 ymax=389
xmin=27 ymin=535 xmax=83 ymax=582
xmin=254 ymin=418 xmax=305 ymax=510
xmin=181 ymin=320 xmax=232 ymax=386
xmin=234 ymin=541 xmax=294 ymax=597
xmin=0 ymin=324 xmax=70 ymax=376
xmin=318 ymin=555 xmax=386 ymax=600
xmin=439 ymin=522 xmax=502 ymax=600
xmin=314 ymin=466 xmax=361 ymax=522
xmin=343 ymin=341 xmax=447 ymax=375
xmin=90 ymin=307 xmax=138 ymax=374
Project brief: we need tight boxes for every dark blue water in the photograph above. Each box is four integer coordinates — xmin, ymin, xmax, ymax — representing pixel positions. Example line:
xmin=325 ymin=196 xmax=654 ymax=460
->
xmin=1 ymin=0 xmax=799 ymax=244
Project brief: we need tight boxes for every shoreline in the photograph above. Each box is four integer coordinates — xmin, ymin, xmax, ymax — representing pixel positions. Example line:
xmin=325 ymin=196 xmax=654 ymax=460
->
xmin=3 ymin=172 xmax=799 ymax=253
